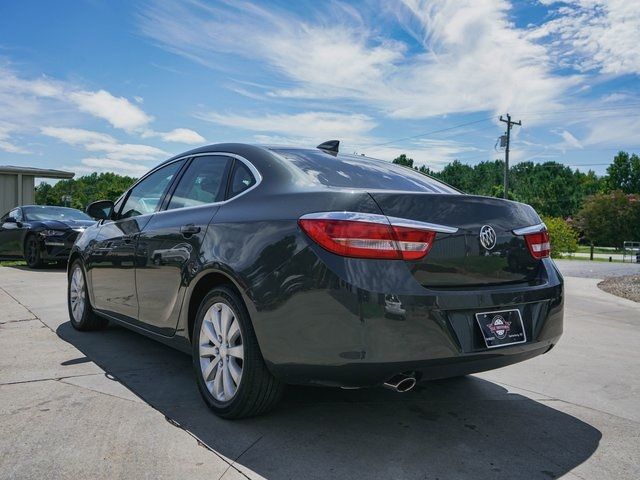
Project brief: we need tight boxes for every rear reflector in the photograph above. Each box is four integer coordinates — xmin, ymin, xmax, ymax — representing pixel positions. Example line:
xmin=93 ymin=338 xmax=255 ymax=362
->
xmin=524 ymin=230 xmax=551 ymax=259
xmin=298 ymin=218 xmax=436 ymax=260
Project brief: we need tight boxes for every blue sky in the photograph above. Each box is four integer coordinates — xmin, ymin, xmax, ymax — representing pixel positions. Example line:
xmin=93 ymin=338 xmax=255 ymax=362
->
xmin=0 ymin=0 xmax=639 ymax=178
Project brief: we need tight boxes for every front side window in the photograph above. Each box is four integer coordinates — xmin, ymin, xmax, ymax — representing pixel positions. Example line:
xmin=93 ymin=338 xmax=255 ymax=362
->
xmin=167 ymin=156 xmax=231 ymax=210
xmin=120 ymin=161 xmax=183 ymax=219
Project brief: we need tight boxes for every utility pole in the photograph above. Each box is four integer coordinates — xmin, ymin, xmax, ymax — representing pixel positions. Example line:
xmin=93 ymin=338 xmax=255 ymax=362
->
xmin=499 ymin=113 xmax=521 ymax=199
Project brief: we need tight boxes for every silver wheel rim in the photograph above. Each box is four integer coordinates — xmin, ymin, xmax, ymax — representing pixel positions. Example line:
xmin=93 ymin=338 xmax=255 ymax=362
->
xmin=199 ymin=302 xmax=244 ymax=402
xmin=69 ymin=266 xmax=86 ymax=323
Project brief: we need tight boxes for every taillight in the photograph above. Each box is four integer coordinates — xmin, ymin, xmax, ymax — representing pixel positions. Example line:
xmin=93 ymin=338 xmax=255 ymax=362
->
xmin=524 ymin=230 xmax=551 ymax=259
xmin=298 ymin=218 xmax=437 ymax=260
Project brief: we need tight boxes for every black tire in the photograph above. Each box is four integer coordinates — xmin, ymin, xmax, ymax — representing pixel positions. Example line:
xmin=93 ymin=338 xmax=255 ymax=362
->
xmin=24 ymin=235 xmax=44 ymax=269
xmin=192 ymin=287 xmax=283 ymax=419
xmin=67 ymin=260 xmax=108 ymax=331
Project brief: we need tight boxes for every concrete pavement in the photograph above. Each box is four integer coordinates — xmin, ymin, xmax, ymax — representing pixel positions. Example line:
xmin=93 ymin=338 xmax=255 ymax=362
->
xmin=1 ymin=264 xmax=639 ymax=479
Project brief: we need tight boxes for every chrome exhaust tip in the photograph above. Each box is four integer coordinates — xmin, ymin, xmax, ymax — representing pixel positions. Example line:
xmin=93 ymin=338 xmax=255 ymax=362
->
xmin=383 ymin=373 xmax=417 ymax=393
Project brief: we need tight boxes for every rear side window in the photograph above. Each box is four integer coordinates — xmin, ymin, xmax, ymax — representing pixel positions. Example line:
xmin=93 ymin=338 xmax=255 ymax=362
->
xmin=167 ymin=156 xmax=231 ymax=210
xmin=229 ymin=162 xmax=256 ymax=197
xmin=274 ymin=149 xmax=457 ymax=193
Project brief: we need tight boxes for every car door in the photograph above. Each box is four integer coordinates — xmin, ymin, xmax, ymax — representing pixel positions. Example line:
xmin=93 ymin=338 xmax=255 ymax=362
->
xmin=134 ymin=154 xmax=233 ymax=334
xmin=87 ymin=159 xmax=185 ymax=321
xmin=0 ymin=208 xmax=24 ymax=257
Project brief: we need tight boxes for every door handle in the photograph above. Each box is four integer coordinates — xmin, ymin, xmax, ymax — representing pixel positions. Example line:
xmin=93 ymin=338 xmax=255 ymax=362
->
xmin=180 ymin=224 xmax=201 ymax=236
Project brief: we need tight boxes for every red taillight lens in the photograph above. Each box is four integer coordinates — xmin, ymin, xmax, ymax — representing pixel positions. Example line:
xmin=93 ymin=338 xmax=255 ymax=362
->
xmin=524 ymin=230 xmax=551 ymax=259
xmin=298 ymin=219 xmax=436 ymax=260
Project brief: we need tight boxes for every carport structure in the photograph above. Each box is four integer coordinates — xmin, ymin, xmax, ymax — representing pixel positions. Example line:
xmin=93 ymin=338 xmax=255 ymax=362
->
xmin=0 ymin=165 xmax=74 ymax=214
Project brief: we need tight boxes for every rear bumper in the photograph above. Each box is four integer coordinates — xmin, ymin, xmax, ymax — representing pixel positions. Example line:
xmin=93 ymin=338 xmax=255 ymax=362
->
xmin=250 ymin=248 xmax=563 ymax=387
xmin=272 ymin=344 xmax=555 ymax=387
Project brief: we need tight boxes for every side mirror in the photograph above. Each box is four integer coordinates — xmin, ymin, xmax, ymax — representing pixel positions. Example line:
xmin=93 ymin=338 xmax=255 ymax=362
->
xmin=86 ymin=200 xmax=115 ymax=220
xmin=5 ymin=216 xmax=17 ymax=223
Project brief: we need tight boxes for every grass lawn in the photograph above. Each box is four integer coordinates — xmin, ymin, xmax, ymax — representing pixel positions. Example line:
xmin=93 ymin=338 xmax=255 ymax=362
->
xmin=555 ymin=255 xmax=626 ymax=263
xmin=576 ymin=245 xmax=620 ymax=254
xmin=0 ymin=260 xmax=26 ymax=267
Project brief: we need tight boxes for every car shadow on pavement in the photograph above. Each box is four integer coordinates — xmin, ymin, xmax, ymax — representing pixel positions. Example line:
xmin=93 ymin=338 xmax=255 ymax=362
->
xmin=8 ymin=264 xmax=67 ymax=273
xmin=56 ymin=320 xmax=601 ymax=480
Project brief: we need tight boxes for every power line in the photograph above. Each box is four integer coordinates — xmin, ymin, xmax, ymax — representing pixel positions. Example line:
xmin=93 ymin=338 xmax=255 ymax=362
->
xmin=514 ymin=102 xmax=640 ymax=117
xmin=369 ymin=116 xmax=497 ymax=148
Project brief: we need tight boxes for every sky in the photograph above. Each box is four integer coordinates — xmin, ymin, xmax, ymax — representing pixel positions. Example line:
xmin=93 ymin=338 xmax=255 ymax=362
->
xmin=0 ymin=0 xmax=639 ymax=178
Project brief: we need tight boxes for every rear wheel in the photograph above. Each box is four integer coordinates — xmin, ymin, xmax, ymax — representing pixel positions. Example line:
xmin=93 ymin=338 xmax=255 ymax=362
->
xmin=192 ymin=287 xmax=283 ymax=419
xmin=68 ymin=260 xmax=108 ymax=331
xmin=24 ymin=235 xmax=44 ymax=268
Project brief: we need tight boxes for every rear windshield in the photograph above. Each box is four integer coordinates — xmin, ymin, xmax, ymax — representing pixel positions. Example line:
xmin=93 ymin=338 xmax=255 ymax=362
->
xmin=273 ymin=149 xmax=457 ymax=193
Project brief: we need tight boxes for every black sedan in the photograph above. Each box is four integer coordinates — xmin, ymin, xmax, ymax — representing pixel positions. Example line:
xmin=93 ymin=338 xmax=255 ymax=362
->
xmin=0 ymin=205 xmax=95 ymax=268
xmin=69 ymin=142 xmax=563 ymax=418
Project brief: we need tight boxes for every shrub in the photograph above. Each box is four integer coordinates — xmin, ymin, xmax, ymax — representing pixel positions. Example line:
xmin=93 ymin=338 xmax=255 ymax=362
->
xmin=575 ymin=190 xmax=640 ymax=249
xmin=542 ymin=216 xmax=579 ymax=258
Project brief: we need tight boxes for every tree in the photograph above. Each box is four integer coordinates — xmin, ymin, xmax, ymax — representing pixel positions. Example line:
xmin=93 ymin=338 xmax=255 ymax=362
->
xmin=392 ymin=154 xmax=414 ymax=168
xmin=436 ymin=160 xmax=475 ymax=192
xmin=576 ymin=190 xmax=640 ymax=248
xmin=542 ymin=216 xmax=579 ymax=257
xmin=607 ymin=151 xmax=640 ymax=193
xmin=35 ymin=172 xmax=136 ymax=209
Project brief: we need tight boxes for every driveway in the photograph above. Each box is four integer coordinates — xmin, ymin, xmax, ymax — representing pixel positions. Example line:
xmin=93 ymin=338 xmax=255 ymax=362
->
xmin=554 ymin=258 xmax=640 ymax=279
xmin=1 ymin=263 xmax=639 ymax=479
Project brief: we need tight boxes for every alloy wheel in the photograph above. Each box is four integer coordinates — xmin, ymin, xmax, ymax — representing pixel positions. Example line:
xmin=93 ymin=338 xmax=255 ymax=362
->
xmin=69 ymin=266 xmax=86 ymax=323
xmin=199 ymin=302 xmax=244 ymax=402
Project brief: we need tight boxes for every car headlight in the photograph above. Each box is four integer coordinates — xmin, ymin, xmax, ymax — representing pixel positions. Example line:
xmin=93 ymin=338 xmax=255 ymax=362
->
xmin=41 ymin=229 xmax=66 ymax=236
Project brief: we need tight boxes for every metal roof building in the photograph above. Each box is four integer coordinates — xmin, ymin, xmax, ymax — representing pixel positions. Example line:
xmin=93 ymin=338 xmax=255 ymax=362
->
xmin=0 ymin=166 xmax=74 ymax=215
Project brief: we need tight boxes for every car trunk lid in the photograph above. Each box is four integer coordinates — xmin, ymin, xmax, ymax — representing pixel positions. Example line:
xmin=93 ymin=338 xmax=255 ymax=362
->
xmin=369 ymin=192 xmax=544 ymax=287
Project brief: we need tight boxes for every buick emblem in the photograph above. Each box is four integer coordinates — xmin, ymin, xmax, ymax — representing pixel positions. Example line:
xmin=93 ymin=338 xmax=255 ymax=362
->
xmin=479 ymin=225 xmax=497 ymax=250
xmin=487 ymin=315 xmax=511 ymax=339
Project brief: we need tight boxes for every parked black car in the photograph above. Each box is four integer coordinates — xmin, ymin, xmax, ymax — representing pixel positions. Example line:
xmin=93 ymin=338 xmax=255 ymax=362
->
xmin=69 ymin=142 xmax=563 ymax=418
xmin=0 ymin=205 xmax=95 ymax=268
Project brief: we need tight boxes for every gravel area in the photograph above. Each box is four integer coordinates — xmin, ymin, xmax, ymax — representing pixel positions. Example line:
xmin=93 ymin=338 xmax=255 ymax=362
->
xmin=553 ymin=259 xmax=640 ymax=279
xmin=598 ymin=275 xmax=640 ymax=303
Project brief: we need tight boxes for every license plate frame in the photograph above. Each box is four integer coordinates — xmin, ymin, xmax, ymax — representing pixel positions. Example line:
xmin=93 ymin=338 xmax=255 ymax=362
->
xmin=475 ymin=309 xmax=526 ymax=349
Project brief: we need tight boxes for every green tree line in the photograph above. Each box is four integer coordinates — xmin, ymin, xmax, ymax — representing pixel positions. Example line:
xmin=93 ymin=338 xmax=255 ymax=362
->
xmin=395 ymin=151 xmax=640 ymax=218
xmin=35 ymin=172 xmax=136 ymax=210
xmin=395 ymin=150 xmax=640 ymax=248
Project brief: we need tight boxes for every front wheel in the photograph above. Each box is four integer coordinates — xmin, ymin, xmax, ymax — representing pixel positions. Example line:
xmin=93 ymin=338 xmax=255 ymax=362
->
xmin=24 ymin=235 xmax=44 ymax=268
xmin=67 ymin=260 xmax=108 ymax=331
xmin=192 ymin=287 xmax=283 ymax=419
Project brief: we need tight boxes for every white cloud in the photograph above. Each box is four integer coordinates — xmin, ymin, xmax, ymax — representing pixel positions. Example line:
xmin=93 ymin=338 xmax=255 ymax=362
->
xmin=41 ymin=127 xmax=116 ymax=145
xmin=0 ymin=140 xmax=30 ymax=154
xmin=557 ymin=130 xmax=582 ymax=150
xmin=41 ymin=125 xmax=167 ymax=176
xmin=531 ymin=0 xmax=640 ymax=75
xmin=0 ymin=64 xmax=201 ymax=174
xmin=139 ymin=0 xmax=579 ymax=120
xmin=41 ymin=126 xmax=166 ymax=160
xmin=197 ymin=111 xmax=375 ymax=140
xmin=84 ymin=141 xmax=166 ymax=161
xmin=68 ymin=89 xmax=153 ymax=131
xmin=0 ymin=126 xmax=30 ymax=154
xmin=157 ymin=128 xmax=205 ymax=144
xmin=79 ymin=158 xmax=150 ymax=176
